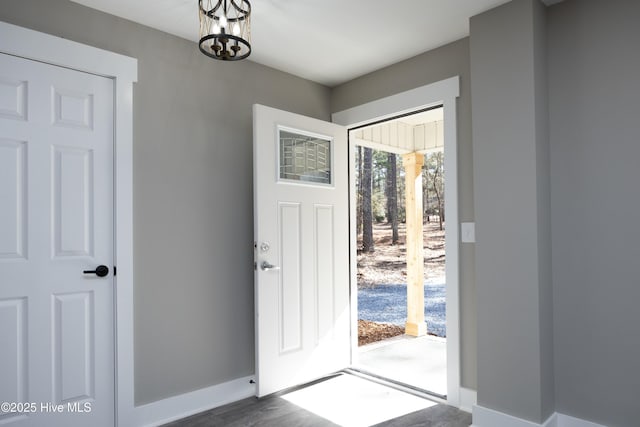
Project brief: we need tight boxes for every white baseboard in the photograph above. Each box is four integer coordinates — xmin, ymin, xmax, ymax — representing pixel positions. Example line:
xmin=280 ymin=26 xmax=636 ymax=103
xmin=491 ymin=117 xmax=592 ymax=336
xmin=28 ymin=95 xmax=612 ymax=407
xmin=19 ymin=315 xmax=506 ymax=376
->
xmin=554 ymin=414 xmax=607 ymax=427
xmin=471 ymin=405 xmax=607 ymax=427
xmin=133 ymin=375 xmax=256 ymax=427
xmin=459 ymin=387 xmax=477 ymax=413
xmin=471 ymin=405 xmax=555 ymax=427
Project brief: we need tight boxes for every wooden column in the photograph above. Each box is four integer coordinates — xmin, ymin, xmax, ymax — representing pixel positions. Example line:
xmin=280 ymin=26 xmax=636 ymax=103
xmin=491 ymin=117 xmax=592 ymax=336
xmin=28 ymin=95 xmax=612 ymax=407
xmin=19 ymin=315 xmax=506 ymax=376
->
xmin=402 ymin=152 xmax=427 ymax=337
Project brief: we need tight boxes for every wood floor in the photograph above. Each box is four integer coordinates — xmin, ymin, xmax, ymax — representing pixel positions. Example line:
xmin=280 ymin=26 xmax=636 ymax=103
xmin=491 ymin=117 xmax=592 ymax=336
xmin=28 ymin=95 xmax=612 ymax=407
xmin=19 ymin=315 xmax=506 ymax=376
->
xmin=163 ymin=377 xmax=472 ymax=427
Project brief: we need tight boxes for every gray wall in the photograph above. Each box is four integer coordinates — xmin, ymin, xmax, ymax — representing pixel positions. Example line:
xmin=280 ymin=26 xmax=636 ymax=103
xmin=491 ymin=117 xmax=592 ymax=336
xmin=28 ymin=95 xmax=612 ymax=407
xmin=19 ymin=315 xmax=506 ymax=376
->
xmin=549 ymin=1 xmax=640 ymax=426
xmin=10 ymin=1 xmax=639 ymax=423
xmin=470 ymin=0 xmax=553 ymax=422
xmin=0 ymin=0 xmax=332 ymax=405
xmin=331 ymin=38 xmax=477 ymax=390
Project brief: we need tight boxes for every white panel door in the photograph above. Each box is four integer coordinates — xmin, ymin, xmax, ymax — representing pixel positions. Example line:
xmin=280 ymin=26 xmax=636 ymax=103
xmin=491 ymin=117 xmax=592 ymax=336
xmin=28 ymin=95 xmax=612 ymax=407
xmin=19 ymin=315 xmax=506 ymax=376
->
xmin=0 ymin=53 xmax=114 ymax=427
xmin=253 ymin=104 xmax=349 ymax=397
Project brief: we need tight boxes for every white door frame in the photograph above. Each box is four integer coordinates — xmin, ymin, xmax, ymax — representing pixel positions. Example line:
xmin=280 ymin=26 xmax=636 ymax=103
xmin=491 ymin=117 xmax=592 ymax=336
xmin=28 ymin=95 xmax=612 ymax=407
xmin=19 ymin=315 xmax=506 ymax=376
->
xmin=332 ymin=76 xmax=461 ymax=407
xmin=0 ymin=21 xmax=137 ymax=426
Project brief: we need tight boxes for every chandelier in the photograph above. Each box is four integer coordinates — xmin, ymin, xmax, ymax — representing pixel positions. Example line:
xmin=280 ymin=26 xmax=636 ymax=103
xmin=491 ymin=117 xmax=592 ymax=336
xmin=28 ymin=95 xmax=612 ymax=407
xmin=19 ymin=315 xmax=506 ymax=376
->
xmin=199 ymin=0 xmax=251 ymax=61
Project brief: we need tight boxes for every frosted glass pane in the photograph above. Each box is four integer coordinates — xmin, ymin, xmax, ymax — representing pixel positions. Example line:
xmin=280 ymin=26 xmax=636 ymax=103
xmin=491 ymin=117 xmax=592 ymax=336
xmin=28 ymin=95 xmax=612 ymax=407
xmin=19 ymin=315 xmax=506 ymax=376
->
xmin=279 ymin=130 xmax=331 ymax=185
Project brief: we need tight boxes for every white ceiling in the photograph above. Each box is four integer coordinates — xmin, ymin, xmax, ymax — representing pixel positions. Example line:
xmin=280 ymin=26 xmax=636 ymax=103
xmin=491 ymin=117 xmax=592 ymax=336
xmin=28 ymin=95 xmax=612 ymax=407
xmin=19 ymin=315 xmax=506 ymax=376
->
xmin=70 ymin=0 xmax=559 ymax=87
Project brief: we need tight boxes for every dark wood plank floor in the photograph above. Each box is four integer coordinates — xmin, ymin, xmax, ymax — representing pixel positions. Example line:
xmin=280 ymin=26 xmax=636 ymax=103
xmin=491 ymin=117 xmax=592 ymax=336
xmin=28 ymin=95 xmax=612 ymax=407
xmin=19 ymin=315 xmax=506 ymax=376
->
xmin=163 ymin=387 xmax=472 ymax=427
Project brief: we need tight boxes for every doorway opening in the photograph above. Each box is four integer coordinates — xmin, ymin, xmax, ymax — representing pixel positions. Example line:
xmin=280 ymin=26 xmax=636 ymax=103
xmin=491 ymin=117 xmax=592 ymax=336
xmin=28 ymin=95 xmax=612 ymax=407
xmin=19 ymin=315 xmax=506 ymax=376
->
xmin=350 ymin=107 xmax=447 ymax=398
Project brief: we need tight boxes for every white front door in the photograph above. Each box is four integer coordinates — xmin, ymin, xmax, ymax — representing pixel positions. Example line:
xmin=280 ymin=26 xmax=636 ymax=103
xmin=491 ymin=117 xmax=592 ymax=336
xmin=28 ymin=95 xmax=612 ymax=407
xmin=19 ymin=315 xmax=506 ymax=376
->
xmin=0 ymin=53 xmax=114 ymax=426
xmin=253 ymin=104 xmax=350 ymax=397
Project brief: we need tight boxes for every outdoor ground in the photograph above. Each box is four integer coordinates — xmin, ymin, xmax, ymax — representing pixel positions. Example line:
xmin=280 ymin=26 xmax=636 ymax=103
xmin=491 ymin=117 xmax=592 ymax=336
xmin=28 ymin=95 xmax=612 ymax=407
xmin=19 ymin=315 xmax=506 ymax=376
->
xmin=357 ymin=221 xmax=446 ymax=345
xmin=357 ymin=221 xmax=445 ymax=287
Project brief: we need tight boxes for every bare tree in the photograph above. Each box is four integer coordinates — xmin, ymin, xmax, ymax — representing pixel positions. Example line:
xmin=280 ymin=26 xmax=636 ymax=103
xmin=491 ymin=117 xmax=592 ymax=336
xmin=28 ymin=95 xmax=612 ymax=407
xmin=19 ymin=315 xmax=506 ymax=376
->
xmin=423 ymin=167 xmax=429 ymax=223
xmin=385 ymin=152 xmax=399 ymax=244
xmin=362 ymin=147 xmax=374 ymax=252
xmin=356 ymin=146 xmax=363 ymax=236
xmin=425 ymin=151 xmax=445 ymax=230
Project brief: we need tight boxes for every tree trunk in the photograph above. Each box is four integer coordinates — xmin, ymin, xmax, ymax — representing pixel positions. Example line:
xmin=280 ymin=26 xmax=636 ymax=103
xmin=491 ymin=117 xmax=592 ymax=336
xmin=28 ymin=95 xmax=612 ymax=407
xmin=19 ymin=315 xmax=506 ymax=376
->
xmin=386 ymin=152 xmax=399 ymax=244
xmin=356 ymin=146 xmax=363 ymax=237
xmin=432 ymin=154 xmax=444 ymax=231
xmin=385 ymin=160 xmax=392 ymax=223
xmin=423 ymin=166 xmax=430 ymax=223
xmin=362 ymin=147 xmax=374 ymax=252
xmin=436 ymin=192 xmax=443 ymax=230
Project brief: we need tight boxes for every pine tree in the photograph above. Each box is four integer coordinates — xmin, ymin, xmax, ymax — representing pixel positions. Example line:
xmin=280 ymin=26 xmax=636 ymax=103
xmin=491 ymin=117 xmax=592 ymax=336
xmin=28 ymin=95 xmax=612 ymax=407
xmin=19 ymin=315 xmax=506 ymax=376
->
xmin=385 ymin=152 xmax=399 ymax=244
xmin=362 ymin=147 xmax=374 ymax=252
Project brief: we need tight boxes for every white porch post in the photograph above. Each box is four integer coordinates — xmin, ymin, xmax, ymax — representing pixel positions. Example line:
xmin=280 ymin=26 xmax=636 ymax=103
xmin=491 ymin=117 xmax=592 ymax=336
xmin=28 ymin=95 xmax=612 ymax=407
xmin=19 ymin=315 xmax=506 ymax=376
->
xmin=402 ymin=152 xmax=426 ymax=337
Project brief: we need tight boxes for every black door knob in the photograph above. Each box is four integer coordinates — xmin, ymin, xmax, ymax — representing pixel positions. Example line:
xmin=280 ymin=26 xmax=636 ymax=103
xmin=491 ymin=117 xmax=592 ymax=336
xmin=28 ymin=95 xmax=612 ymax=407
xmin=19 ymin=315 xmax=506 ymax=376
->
xmin=83 ymin=265 xmax=109 ymax=277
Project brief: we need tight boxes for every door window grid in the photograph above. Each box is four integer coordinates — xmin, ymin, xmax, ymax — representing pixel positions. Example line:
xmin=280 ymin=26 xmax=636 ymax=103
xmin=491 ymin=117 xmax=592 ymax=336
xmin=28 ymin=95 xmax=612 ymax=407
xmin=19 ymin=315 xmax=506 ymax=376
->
xmin=279 ymin=130 xmax=331 ymax=185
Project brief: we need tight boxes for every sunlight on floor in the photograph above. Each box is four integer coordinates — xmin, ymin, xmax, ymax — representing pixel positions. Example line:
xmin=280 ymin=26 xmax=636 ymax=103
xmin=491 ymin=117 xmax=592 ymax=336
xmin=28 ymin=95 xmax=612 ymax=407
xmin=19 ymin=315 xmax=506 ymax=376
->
xmin=281 ymin=373 xmax=436 ymax=427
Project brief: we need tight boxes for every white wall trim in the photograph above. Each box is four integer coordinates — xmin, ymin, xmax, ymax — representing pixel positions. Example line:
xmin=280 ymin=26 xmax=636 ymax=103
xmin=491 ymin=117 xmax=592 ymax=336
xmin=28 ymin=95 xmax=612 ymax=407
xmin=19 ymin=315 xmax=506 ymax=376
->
xmin=0 ymin=21 xmax=138 ymax=427
xmin=459 ymin=387 xmax=477 ymax=413
xmin=134 ymin=376 xmax=256 ymax=427
xmin=554 ymin=414 xmax=608 ymax=427
xmin=472 ymin=405 xmax=556 ymax=427
xmin=333 ymin=76 xmax=462 ymax=408
xmin=472 ymin=405 xmax=607 ymax=427
xmin=332 ymin=77 xmax=459 ymax=128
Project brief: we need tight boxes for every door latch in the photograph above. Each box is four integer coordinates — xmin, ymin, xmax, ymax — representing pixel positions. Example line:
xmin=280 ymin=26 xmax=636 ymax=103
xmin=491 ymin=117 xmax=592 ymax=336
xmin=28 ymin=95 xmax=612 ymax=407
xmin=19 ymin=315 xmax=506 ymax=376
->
xmin=260 ymin=261 xmax=280 ymax=271
xmin=83 ymin=265 xmax=109 ymax=277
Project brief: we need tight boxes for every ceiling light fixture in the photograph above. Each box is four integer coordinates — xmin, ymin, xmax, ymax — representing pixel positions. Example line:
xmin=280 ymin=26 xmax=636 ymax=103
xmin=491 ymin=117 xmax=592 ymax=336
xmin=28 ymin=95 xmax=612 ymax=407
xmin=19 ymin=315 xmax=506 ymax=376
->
xmin=199 ymin=0 xmax=251 ymax=61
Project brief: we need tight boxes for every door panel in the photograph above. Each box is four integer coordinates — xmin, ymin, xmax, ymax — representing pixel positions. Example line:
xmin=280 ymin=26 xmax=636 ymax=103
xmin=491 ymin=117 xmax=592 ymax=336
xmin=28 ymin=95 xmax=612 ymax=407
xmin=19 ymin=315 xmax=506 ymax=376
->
xmin=52 ymin=146 xmax=94 ymax=257
xmin=315 ymin=204 xmax=335 ymax=343
xmin=0 ymin=77 xmax=27 ymax=120
xmin=279 ymin=201 xmax=302 ymax=353
xmin=52 ymin=292 xmax=94 ymax=403
xmin=0 ymin=138 xmax=27 ymax=259
xmin=0 ymin=297 xmax=27 ymax=410
xmin=253 ymin=104 xmax=349 ymax=397
xmin=0 ymin=53 xmax=114 ymax=427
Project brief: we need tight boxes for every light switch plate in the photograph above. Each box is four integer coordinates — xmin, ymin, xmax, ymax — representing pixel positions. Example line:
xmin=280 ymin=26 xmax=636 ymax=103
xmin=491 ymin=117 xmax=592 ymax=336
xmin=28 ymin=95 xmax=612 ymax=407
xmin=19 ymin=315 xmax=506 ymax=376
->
xmin=461 ymin=222 xmax=475 ymax=243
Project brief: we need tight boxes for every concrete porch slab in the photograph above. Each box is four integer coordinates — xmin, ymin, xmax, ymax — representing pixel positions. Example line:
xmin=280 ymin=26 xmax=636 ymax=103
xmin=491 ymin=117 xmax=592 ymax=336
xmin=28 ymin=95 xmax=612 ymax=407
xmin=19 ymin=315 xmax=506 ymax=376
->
xmin=354 ymin=334 xmax=447 ymax=396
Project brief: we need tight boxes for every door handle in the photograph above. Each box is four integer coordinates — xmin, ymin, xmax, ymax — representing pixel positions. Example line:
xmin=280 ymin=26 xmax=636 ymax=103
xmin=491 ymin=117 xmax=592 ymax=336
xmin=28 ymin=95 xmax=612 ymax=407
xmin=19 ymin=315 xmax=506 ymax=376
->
xmin=83 ymin=265 xmax=109 ymax=277
xmin=260 ymin=261 xmax=280 ymax=272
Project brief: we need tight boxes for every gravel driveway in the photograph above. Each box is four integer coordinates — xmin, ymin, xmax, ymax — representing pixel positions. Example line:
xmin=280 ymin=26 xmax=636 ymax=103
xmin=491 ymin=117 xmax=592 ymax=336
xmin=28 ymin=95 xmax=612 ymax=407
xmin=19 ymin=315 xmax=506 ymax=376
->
xmin=357 ymin=280 xmax=446 ymax=337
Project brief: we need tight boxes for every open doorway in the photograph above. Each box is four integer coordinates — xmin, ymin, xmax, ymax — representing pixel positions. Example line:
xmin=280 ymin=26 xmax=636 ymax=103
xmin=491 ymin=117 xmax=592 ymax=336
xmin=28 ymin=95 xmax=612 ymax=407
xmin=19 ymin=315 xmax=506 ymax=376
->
xmin=349 ymin=108 xmax=447 ymax=398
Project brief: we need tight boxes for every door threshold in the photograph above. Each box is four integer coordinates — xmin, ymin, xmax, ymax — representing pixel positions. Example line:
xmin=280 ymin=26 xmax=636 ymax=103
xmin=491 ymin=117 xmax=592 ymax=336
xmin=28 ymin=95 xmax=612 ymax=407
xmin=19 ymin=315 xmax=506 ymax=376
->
xmin=258 ymin=372 xmax=345 ymax=400
xmin=344 ymin=367 xmax=447 ymax=403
